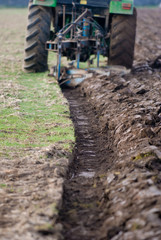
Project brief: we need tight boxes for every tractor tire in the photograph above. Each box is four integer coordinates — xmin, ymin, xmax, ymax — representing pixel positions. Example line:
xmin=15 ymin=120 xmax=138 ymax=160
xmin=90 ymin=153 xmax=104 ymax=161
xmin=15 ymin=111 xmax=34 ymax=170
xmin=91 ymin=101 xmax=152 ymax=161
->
xmin=24 ymin=0 xmax=51 ymax=73
xmin=108 ymin=8 xmax=137 ymax=69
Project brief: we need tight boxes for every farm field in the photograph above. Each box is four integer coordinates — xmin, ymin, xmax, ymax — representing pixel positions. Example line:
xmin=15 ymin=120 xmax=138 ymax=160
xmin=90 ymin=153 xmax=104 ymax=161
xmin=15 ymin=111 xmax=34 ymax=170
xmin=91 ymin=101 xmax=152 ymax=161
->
xmin=0 ymin=8 xmax=74 ymax=240
xmin=0 ymin=7 xmax=161 ymax=240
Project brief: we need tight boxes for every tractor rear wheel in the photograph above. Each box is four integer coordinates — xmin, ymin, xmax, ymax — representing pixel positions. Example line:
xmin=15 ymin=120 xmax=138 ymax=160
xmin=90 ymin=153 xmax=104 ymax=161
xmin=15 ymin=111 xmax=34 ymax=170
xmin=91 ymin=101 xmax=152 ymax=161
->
xmin=108 ymin=8 xmax=137 ymax=69
xmin=24 ymin=0 xmax=51 ymax=72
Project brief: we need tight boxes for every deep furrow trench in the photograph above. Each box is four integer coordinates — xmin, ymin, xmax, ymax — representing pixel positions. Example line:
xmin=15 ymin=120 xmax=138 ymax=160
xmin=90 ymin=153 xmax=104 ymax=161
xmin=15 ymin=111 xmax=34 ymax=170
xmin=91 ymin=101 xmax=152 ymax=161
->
xmin=57 ymin=88 xmax=114 ymax=240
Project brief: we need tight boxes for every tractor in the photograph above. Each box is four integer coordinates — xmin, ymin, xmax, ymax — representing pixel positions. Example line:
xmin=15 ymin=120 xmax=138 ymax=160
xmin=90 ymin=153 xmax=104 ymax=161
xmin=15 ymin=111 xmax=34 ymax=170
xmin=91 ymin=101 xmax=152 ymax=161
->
xmin=24 ymin=0 xmax=136 ymax=81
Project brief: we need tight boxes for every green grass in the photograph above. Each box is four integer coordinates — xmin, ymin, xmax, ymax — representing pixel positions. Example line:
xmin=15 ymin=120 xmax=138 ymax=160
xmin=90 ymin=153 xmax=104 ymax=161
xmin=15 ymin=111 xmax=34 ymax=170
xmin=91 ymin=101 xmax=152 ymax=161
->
xmin=0 ymin=8 xmax=74 ymax=157
xmin=0 ymin=71 xmax=74 ymax=151
xmin=0 ymin=183 xmax=7 ymax=188
xmin=79 ymin=55 xmax=107 ymax=69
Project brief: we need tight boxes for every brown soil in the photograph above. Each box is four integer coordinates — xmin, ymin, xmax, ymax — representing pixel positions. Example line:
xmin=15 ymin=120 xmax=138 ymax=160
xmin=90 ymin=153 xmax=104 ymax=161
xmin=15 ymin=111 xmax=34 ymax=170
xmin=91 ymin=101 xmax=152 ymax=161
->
xmin=0 ymin=7 xmax=161 ymax=240
xmin=58 ymin=88 xmax=115 ymax=240
xmin=57 ymin=8 xmax=161 ymax=240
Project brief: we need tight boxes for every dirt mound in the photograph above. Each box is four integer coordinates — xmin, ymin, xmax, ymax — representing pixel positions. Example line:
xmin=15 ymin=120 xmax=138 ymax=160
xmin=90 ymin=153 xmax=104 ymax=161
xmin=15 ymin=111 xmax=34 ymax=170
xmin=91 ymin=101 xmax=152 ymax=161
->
xmin=74 ymin=8 xmax=161 ymax=239
xmin=79 ymin=65 xmax=161 ymax=239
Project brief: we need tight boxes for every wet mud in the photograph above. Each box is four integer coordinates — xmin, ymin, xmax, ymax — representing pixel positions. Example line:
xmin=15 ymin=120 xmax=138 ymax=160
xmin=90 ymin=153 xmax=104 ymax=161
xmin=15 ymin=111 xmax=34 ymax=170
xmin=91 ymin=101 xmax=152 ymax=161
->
xmin=58 ymin=88 xmax=115 ymax=240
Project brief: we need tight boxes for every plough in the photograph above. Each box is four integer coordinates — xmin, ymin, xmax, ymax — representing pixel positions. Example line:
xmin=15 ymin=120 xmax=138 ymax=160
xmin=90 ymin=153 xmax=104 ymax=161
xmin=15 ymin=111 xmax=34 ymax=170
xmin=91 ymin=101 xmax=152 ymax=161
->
xmin=24 ymin=0 xmax=137 ymax=86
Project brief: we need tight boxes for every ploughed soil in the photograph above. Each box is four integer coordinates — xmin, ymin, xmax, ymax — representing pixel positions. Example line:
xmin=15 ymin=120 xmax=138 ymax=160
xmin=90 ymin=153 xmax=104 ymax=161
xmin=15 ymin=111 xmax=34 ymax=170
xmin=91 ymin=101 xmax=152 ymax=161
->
xmin=0 ymin=7 xmax=161 ymax=240
xmin=57 ymin=8 xmax=161 ymax=240
xmin=58 ymin=88 xmax=115 ymax=240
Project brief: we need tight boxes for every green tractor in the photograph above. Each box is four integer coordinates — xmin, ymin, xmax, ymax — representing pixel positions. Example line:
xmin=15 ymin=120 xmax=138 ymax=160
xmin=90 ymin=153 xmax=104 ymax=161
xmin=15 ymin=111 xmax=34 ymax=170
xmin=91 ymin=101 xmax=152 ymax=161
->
xmin=24 ymin=0 xmax=136 ymax=75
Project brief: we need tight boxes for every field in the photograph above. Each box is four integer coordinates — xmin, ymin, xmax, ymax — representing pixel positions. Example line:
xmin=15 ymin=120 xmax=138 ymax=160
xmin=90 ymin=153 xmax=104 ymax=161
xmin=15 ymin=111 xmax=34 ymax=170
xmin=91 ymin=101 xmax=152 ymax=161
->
xmin=0 ymin=8 xmax=74 ymax=240
xmin=0 ymin=7 xmax=161 ymax=240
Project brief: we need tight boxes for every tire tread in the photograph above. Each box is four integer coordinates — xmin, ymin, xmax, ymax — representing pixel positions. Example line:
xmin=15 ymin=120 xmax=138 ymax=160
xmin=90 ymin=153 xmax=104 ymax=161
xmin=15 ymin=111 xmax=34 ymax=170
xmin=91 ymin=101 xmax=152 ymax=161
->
xmin=23 ymin=0 xmax=51 ymax=73
xmin=108 ymin=8 xmax=137 ymax=69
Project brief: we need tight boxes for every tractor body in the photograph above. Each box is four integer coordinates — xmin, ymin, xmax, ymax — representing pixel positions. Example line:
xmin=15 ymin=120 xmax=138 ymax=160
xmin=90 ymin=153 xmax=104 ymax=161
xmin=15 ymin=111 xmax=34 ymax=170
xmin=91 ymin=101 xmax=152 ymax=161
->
xmin=24 ymin=0 xmax=136 ymax=77
xmin=33 ymin=0 xmax=134 ymax=14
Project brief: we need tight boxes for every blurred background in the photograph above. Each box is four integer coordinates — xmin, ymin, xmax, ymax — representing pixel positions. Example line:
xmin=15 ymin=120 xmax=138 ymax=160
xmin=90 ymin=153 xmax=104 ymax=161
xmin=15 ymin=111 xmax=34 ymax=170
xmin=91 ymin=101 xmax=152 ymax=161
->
xmin=0 ymin=0 xmax=160 ymax=7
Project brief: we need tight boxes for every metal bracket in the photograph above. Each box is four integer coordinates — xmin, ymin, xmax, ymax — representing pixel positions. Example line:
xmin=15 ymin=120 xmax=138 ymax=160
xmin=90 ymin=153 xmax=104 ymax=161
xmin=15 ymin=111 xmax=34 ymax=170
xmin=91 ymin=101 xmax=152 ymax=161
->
xmin=57 ymin=34 xmax=62 ymax=81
